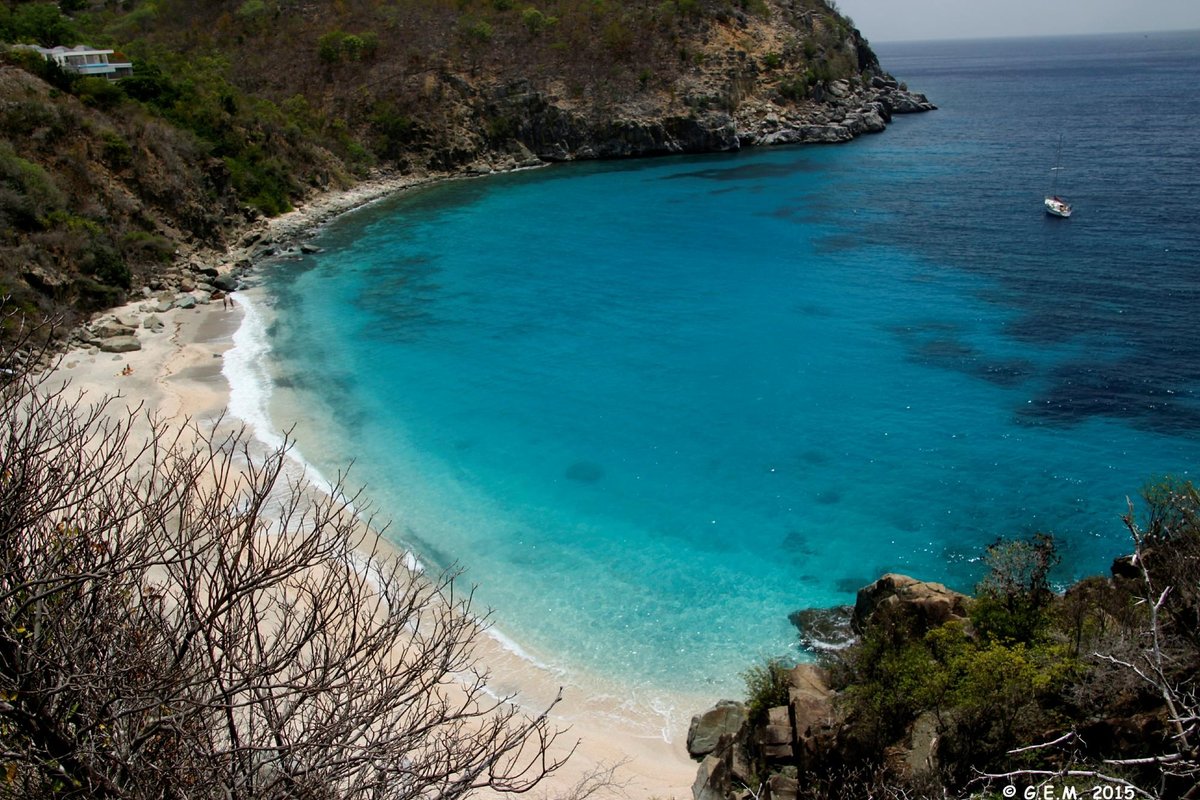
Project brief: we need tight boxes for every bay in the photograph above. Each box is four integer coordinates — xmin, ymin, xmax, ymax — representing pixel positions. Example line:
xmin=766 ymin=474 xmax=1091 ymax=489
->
xmin=238 ymin=31 xmax=1200 ymax=700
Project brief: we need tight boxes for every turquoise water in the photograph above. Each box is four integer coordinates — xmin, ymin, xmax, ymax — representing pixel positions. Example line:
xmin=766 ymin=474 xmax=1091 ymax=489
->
xmin=238 ymin=32 xmax=1200 ymax=698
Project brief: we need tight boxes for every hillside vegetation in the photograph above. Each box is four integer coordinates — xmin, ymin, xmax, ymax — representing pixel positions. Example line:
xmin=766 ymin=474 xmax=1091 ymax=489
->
xmin=690 ymin=484 xmax=1200 ymax=799
xmin=0 ymin=0 xmax=930 ymax=342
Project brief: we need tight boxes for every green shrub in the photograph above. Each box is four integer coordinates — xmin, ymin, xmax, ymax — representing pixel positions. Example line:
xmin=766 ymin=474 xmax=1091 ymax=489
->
xmin=88 ymin=242 xmax=131 ymax=288
xmin=463 ymin=18 xmax=493 ymax=44
xmin=1 ymin=2 xmax=77 ymax=46
xmin=971 ymin=533 xmax=1059 ymax=644
xmin=742 ymin=657 xmax=793 ymax=725
xmin=99 ymin=131 xmax=133 ymax=169
xmin=521 ymin=7 xmax=556 ymax=35
xmin=0 ymin=142 xmax=65 ymax=230
xmin=777 ymin=76 xmax=808 ymax=102
xmin=120 ymin=60 xmax=179 ymax=105
xmin=120 ymin=230 xmax=175 ymax=264
xmin=74 ymin=76 xmax=125 ymax=109
xmin=370 ymin=102 xmax=417 ymax=163
xmin=224 ymin=153 xmax=293 ymax=216
xmin=317 ymin=30 xmax=347 ymax=63
xmin=236 ymin=0 xmax=269 ymax=20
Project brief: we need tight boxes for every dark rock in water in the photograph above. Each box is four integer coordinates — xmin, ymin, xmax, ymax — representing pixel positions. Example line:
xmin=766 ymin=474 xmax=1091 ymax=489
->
xmin=780 ymin=530 xmax=813 ymax=555
xmin=564 ymin=461 xmax=604 ymax=483
xmin=788 ymin=606 xmax=855 ymax=651
xmin=687 ymin=700 xmax=747 ymax=759
xmin=815 ymin=488 xmax=841 ymax=505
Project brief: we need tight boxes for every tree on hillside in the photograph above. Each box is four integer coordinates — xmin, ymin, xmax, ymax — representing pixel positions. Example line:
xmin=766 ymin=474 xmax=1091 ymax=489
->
xmin=0 ymin=313 xmax=573 ymax=799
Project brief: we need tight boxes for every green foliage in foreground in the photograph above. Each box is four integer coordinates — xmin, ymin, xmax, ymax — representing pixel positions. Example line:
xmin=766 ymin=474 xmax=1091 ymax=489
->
xmin=806 ymin=482 xmax=1200 ymax=796
xmin=742 ymin=656 xmax=794 ymax=726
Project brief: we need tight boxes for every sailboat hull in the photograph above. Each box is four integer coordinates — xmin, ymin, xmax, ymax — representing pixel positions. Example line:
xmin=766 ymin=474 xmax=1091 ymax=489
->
xmin=1044 ymin=196 xmax=1072 ymax=218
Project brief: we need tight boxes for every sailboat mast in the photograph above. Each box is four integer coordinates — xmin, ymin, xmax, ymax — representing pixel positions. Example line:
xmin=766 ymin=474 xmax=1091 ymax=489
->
xmin=1050 ymin=133 xmax=1064 ymax=196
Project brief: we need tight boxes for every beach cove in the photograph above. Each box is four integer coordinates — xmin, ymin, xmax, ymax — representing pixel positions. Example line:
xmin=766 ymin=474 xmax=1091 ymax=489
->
xmin=47 ymin=167 xmax=701 ymax=798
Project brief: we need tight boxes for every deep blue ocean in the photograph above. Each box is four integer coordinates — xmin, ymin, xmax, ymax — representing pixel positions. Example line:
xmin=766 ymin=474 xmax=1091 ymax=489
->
xmin=234 ymin=31 xmax=1200 ymax=701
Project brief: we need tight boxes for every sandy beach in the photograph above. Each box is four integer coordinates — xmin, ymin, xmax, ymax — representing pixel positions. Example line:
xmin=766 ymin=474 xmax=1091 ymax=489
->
xmin=49 ymin=171 xmax=702 ymax=800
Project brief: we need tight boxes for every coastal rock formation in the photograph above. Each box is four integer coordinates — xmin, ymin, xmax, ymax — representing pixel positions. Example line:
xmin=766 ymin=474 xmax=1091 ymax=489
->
xmin=690 ymin=666 xmax=837 ymax=800
xmin=852 ymin=573 xmax=969 ymax=635
xmin=787 ymin=605 xmax=855 ymax=650
xmin=99 ymin=335 xmax=141 ymax=353
xmin=687 ymin=700 xmax=748 ymax=759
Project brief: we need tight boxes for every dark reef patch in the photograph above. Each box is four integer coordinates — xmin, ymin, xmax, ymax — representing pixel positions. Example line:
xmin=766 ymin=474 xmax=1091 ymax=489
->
xmin=564 ymin=460 xmax=605 ymax=483
xmin=664 ymin=158 xmax=822 ymax=183
xmin=816 ymin=489 xmax=842 ymax=505
xmin=1017 ymin=360 xmax=1200 ymax=434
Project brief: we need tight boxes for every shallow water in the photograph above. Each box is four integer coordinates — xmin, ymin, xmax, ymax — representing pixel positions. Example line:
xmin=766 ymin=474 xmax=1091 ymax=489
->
xmin=235 ymin=31 xmax=1200 ymax=703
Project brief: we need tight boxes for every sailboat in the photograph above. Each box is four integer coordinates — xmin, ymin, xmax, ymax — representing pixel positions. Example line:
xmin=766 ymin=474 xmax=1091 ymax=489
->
xmin=1044 ymin=134 xmax=1072 ymax=218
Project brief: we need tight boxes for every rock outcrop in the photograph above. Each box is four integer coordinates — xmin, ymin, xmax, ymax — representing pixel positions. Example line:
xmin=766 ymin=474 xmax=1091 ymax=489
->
xmin=690 ymin=666 xmax=837 ymax=800
xmin=852 ymin=573 xmax=969 ymax=635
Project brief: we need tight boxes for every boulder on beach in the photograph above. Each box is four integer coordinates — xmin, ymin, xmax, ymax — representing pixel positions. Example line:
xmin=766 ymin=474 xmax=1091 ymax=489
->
xmin=213 ymin=274 xmax=239 ymax=293
xmin=99 ymin=336 xmax=141 ymax=353
xmin=91 ymin=321 xmax=136 ymax=339
xmin=687 ymin=700 xmax=747 ymax=759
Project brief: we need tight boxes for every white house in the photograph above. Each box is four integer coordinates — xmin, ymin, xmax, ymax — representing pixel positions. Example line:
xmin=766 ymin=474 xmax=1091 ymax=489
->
xmin=15 ymin=44 xmax=133 ymax=80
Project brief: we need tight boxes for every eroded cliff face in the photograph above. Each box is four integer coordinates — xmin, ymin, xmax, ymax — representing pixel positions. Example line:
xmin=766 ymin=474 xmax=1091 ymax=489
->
xmin=379 ymin=2 xmax=934 ymax=171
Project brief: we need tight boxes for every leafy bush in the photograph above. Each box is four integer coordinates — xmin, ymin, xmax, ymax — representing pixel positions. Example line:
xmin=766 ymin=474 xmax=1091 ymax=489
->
xmin=0 ymin=142 xmax=65 ymax=230
xmin=742 ymin=656 xmax=793 ymax=725
xmin=521 ymin=6 xmax=556 ymax=35
xmin=87 ymin=240 xmax=131 ymax=288
xmin=0 ymin=2 xmax=77 ymax=46
xmin=119 ymin=60 xmax=179 ymax=105
xmin=463 ymin=18 xmax=494 ymax=44
xmin=777 ymin=75 xmax=809 ymax=102
xmin=224 ymin=152 xmax=293 ymax=216
xmin=971 ymin=533 xmax=1060 ymax=644
xmin=838 ymin=611 xmax=1080 ymax=787
xmin=121 ymin=230 xmax=175 ymax=264
xmin=318 ymin=29 xmax=379 ymax=63
xmin=371 ymin=101 xmax=418 ymax=163
xmin=74 ymin=76 xmax=125 ymax=109
xmin=317 ymin=30 xmax=347 ymax=63
xmin=99 ymin=131 xmax=133 ymax=169
xmin=236 ymin=0 xmax=269 ymax=20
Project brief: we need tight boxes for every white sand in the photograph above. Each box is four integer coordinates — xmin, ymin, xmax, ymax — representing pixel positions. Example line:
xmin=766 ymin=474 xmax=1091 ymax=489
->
xmin=49 ymin=172 xmax=702 ymax=799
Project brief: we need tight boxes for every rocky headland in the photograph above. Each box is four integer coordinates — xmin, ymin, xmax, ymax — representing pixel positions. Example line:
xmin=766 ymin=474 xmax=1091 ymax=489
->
xmin=0 ymin=0 xmax=932 ymax=346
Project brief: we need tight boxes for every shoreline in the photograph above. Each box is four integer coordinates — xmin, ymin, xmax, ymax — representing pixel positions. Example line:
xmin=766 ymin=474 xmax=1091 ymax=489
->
xmin=53 ymin=168 xmax=701 ymax=799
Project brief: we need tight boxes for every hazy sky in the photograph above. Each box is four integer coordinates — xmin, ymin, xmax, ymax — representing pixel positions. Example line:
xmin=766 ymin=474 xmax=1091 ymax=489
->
xmin=838 ymin=0 xmax=1200 ymax=42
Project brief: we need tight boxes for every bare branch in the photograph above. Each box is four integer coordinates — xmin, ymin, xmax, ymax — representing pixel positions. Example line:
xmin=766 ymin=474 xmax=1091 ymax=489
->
xmin=0 ymin=309 xmax=571 ymax=799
